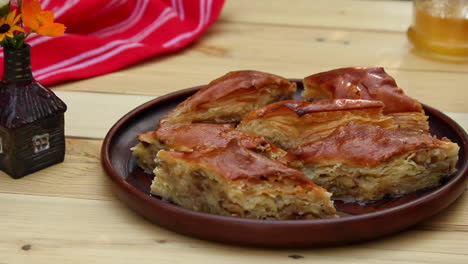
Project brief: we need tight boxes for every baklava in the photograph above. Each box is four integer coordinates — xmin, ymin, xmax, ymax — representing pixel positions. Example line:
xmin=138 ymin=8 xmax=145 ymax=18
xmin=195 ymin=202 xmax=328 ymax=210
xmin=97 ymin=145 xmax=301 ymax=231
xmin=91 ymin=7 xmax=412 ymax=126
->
xmin=281 ymin=123 xmax=459 ymax=201
xmin=152 ymin=140 xmax=336 ymax=220
xmin=302 ymin=67 xmax=429 ymax=132
xmin=132 ymin=123 xmax=286 ymax=172
xmin=237 ymin=99 xmax=397 ymax=149
xmin=130 ymin=68 xmax=461 ymax=219
xmin=160 ymin=70 xmax=296 ymax=125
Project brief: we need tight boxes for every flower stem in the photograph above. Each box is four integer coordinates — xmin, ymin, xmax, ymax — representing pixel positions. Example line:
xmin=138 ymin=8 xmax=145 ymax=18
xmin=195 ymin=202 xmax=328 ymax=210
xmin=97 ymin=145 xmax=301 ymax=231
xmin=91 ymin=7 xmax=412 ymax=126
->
xmin=15 ymin=32 xmax=28 ymax=49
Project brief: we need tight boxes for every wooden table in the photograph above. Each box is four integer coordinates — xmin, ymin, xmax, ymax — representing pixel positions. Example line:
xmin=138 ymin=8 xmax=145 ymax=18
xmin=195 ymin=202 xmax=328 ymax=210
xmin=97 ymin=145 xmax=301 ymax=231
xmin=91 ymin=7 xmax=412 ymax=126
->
xmin=1 ymin=0 xmax=467 ymax=263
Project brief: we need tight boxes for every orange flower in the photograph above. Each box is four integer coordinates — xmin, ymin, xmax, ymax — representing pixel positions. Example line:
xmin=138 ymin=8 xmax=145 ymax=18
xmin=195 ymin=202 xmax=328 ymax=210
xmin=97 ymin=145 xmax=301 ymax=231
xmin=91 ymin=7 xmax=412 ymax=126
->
xmin=0 ymin=10 xmax=24 ymax=42
xmin=22 ymin=0 xmax=66 ymax=37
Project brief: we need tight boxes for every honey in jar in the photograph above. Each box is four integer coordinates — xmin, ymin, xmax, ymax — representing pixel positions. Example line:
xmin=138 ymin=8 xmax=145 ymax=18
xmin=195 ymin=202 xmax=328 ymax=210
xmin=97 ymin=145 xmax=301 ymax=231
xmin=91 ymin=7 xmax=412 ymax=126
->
xmin=407 ymin=0 xmax=468 ymax=61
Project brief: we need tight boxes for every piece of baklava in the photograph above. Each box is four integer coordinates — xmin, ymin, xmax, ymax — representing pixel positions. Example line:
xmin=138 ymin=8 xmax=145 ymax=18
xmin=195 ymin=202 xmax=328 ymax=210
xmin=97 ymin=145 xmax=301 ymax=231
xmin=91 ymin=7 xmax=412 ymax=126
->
xmin=237 ymin=99 xmax=397 ymax=150
xmin=281 ymin=123 xmax=459 ymax=201
xmin=302 ymin=67 xmax=429 ymax=132
xmin=132 ymin=123 xmax=286 ymax=172
xmin=159 ymin=70 xmax=296 ymax=125
xmin=151 ymin=140 xmax=336 ymax=220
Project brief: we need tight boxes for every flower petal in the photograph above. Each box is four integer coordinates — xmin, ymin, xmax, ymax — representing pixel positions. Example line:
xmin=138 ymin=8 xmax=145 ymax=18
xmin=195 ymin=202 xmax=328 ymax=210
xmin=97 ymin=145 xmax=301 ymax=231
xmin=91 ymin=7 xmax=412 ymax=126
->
xmin=36 ymin=23 xmax=66 ymax=37
xmin=38 ymin=11 xmax=55 ymax=25
xmin=22 ymin=0 xmax=42 ymax=16
xmin=22 ymin=0 xmax=65 ymax=36
xmin=22 ymin=0 xmax=42 ymax=30
xmin=23 ymin=14 xmax=39 ymax=30
xmin=6 ymin=9 xmax=16 ymax=24
xmin=12 ymin=25 xmax=25 ymax=33
xmin=12 ymin=13 xmax=21 ymax=25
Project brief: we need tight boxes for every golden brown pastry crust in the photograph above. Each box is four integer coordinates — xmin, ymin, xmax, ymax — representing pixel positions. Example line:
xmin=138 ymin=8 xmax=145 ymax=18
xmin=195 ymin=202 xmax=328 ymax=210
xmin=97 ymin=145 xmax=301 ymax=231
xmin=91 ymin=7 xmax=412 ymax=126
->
xmin=160 ymin=70 xmax=296 ymax=125
xmin=152 ymin=140 xmax=336 ymax=219
xmin=282 ymin=123 xmax=452 ymax=167
xmin=133 ymin=123 xmax=286 ymax=172
xmin=162 ymin=140 xmax=309 ymax=184
xmin=145 ymin=123 xmax=284 ymax=153
xmin=302 ymin=67 xmax=423 ymax=114
xmin=237 ymin=99 xmax=397 ymax=149
xmin=282 ymin=123 xmax=459 ymax=201
xmin=242 ymin=98 xmax=384 ymax=118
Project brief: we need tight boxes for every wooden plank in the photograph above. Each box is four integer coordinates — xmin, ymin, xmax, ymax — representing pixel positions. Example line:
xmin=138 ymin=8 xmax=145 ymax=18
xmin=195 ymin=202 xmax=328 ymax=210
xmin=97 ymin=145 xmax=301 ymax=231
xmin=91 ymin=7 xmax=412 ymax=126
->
xmin=387 ymin=70 xmax=468 ymax=114
xmin=220 ymin=0 xmax=412 ymax=32
xmin=445 ymin=113 xmax=468 ymax=132
xmin=0 ymin=138 xmax=114 ymax=201
xmin=0 ymin=193 xmax=467 ymax=264
xmin=418 ymin=193 xmax=468 ymax=232
xmin=55 ymin=91 xmax=153 ymax=139
xmin=53 ymin=22 xmax=468 ymax=111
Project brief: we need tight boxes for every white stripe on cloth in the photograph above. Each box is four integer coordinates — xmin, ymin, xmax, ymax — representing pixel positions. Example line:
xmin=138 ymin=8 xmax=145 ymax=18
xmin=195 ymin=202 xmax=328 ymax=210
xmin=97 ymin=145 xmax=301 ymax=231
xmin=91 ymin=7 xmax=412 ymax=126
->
xmin=178 ymin=0 xmax=185 ymax=21
xmin=40 ymin=42 xmax=144 ymax=78
xmin=205 ymin=0 xmax=212 ymax=25
xmin=54 ymin=0 xmax=80 ymax=19
xmin=94 ymin=0 xmax=126 ymax=17
xmin=136 ymin=9 xmax=177 ymax=41
xmin=35 ymin=9 xmax=177 ymax=81
xmin=90 ymin=0 xmax=149 ymax=37
xmin=162 ymin=0 xmax=207 ymax=48
xmin=41 ymin=0 xmax=52 ymax=9
xmin=171 ymin=0 xmax=179 ymax=16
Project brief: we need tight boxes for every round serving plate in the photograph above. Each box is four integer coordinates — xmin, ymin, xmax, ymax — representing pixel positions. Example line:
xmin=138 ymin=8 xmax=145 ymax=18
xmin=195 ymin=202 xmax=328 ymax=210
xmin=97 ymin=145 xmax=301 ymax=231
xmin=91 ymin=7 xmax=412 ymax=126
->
xmin=101 ymin=80 xmax=468 ymax=247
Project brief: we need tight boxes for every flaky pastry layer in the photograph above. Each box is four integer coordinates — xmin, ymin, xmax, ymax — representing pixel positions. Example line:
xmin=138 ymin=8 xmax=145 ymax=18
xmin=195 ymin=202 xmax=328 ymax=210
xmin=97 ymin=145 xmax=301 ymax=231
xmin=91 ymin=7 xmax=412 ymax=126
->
xmin=238 ymin=99 xmax=396 ymax=149
xmin=151 ymin=140 xmax=336 ymax=220
xmin=132 ymin=123 xmax=286 ymax=172
xmin=282 ymin=124 xmax=459 ymax=201
xmin=302 ymin=67 xmax=429 ymax=132
xmin=160 ymin=70 xmax=296 ymax=125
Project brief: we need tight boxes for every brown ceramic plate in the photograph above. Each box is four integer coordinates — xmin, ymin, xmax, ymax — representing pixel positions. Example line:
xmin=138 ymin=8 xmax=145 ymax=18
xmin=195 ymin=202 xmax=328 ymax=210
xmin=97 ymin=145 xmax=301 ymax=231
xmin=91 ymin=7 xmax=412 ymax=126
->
xmin=101 ymin=80 xmax=467 ymax=247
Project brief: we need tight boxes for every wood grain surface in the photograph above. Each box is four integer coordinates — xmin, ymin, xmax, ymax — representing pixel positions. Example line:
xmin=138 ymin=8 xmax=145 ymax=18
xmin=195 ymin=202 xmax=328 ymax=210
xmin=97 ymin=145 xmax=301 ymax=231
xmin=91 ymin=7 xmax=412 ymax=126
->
xmin=1 ymin=0 xmax=467 ymax=263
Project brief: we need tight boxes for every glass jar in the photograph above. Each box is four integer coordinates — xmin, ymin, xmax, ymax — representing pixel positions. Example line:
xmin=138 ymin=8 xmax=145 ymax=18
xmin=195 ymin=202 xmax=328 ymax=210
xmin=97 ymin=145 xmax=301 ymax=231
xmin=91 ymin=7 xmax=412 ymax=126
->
xmin=407 ymin=0 xmax=468 ymax=61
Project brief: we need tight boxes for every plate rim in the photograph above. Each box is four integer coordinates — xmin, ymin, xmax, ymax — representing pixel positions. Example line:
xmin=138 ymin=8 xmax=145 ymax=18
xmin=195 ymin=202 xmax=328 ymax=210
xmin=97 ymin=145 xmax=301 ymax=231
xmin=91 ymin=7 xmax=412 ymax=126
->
xmin=101 ymin=80 xmax=468 ymax=246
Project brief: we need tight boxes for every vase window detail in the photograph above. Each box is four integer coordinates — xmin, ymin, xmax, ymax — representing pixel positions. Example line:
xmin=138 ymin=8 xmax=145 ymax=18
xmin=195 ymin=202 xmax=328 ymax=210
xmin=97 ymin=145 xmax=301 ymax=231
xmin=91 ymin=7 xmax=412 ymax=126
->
xmin=32 ymin=133 xmax=50 ymax=154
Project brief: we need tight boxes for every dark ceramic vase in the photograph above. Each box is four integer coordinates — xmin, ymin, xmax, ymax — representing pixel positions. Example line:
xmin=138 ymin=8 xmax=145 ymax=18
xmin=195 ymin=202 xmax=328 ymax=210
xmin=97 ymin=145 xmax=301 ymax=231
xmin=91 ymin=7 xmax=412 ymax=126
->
xmin=0 ymin=44 xmax=67 ymax=179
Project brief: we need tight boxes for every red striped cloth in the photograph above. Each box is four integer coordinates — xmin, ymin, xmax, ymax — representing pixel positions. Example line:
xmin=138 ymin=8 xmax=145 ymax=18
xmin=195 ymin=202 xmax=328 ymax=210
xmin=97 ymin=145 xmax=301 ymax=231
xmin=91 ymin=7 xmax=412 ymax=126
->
xmin=0 ymin=0 xmax=225 ymax=85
